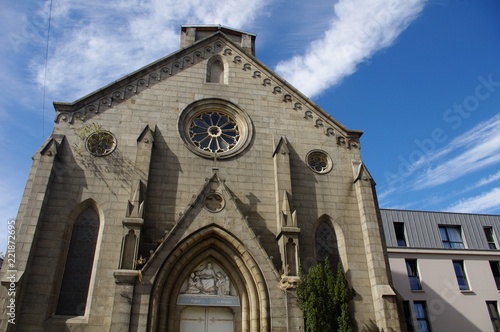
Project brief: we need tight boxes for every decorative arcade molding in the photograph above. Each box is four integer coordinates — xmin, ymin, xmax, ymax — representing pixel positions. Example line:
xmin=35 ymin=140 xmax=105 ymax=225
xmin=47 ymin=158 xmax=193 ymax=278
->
xmin=54 ymin=36 xmax=360 ymax=150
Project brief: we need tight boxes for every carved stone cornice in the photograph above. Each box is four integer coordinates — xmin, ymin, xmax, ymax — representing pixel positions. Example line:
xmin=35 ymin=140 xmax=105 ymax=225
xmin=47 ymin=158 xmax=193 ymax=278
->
xmin=236 ymin=65 xmax=362 ymax=150
xmin=53 ymin=36 xmax=236 ymax=124
xmin=53 ymin=31 xmax=361 ymax=150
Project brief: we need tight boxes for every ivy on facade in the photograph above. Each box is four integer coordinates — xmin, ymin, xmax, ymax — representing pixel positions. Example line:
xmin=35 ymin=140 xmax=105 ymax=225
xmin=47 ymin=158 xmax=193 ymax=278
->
xmin=297 ymin=259 xmax=354 ymax=332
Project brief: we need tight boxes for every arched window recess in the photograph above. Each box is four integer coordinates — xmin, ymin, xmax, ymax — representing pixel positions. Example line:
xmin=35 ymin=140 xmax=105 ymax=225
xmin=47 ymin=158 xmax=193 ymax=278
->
xmin=55 ymin=205 xmax=100 ymax=316
xmin=206 ymin=55 xmax=227 ymax=84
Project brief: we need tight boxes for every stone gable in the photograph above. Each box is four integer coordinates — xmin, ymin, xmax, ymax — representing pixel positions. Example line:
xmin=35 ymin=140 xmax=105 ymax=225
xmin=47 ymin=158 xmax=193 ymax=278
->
xmin=0 ymin=25 xmax=401 ymax=332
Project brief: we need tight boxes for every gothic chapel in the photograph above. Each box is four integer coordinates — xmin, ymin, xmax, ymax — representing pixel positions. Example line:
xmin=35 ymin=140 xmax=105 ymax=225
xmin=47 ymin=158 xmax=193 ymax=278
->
xmin=0 ymin=25 xmax=402 ymax=331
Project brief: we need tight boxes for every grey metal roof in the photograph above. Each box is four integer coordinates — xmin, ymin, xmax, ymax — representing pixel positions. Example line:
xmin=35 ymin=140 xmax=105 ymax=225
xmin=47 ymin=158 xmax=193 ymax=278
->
xmin=380 ymin=209 xmax=500 ymax=250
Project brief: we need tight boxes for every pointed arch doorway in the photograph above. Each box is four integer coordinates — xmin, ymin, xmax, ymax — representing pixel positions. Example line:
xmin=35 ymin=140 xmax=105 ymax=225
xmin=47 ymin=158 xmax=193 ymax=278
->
xmin=149 ymin=225 xmax=270 ymax=332
xmin=177 ymin=260 xmax=239 ymax=332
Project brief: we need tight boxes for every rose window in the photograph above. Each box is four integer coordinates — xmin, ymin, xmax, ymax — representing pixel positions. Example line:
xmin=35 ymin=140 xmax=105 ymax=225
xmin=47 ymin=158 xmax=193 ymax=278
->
xmin=189 ymin=111 xmax=240 ymax=153
xmin=86 ymin=131 xmax=117 ymax=156
xmin=178 ymin=98 xmax=253 ymax=159
xmin=306 ymin=150 xmax=332 ymax=174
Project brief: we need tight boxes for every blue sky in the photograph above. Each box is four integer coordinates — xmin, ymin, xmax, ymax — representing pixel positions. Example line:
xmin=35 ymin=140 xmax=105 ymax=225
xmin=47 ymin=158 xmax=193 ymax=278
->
xmin=1 ymin=0 xmax=499 ymax=254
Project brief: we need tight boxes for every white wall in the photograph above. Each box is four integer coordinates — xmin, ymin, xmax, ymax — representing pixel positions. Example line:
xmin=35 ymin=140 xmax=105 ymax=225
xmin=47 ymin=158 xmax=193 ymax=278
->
xmin=389 ymin=249 xmax=500 ymax=332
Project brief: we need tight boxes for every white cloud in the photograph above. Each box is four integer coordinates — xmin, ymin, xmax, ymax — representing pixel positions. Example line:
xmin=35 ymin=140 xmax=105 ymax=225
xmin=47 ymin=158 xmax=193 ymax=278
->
xmin=275 ymin=0 xmax=426 ymax=98
xmin=378 ymin=114 xmax=500 ymax=210
xmin=413 ymin=114 xmax=500 ymax=189
xmin=33 ymin=0 xmax=270 ymax=101
xmin=0 ymin=4 xmax=46 ymax=113
xmin=33 ymin=0 xmax=428 ymax=102
xmin=450 ymin=170 xmax=500 ymax=196
xmin=377 ymin=187 xmax=398 ymax=202
xmin=446 ymin=187 xmax=500 ymax=214
xmin=473 ymin=170 xmax=500 ymax=188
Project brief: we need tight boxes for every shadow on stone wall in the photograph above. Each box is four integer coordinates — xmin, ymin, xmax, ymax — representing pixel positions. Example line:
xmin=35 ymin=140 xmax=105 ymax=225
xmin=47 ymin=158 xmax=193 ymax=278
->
xmin=229 ymin=189 xmax=282 ymax=271
xmin=287 ymin=143 xmax=319 ymax=271
xmin=141 ymin=128 xmax=180 ymax=257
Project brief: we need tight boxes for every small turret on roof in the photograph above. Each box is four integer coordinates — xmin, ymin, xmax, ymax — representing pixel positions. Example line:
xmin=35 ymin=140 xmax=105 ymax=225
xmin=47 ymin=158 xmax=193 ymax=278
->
xmin=181 ymin=24 xmax=256 ymax=55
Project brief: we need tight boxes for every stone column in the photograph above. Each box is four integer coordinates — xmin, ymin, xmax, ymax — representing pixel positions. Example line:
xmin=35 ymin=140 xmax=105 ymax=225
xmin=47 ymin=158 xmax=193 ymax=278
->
xmin=273 ymin=136 xmax=300 ymax=275
xmin=119 ymin=125 xmax=154 ymax=269
xmin=352 ymin=160 xmax=401 ymax=331
xmin=0 ymin=136 xmax=64 ymax=331
xmin=273 ymin=136 xmax=302 ymax=331
xmin=112 ymin=126 xmax=154 ymax=331
xmin=111 ymin=270 xmax=139 ymax=332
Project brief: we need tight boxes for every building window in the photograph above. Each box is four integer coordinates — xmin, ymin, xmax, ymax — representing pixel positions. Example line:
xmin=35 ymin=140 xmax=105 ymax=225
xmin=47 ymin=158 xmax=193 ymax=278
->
xmin=439 ymin=226 xmax=465 ymax=249
xmin=85 ymin=130 xmax=117 ymax=156
xmin=306 ymin=150 xmax=333 ymax=174
xmin=315 ymin=220 xmax=340 ymax=271
xmin=204 ymin=193 xmax=225 ymax=213
xmin=406 ymin=259 xmax=422 ymax=290
xmin=189 ymin=111 xmax=240 ymax=154
xmin=207 ymin=60 xmax=224 ymax=83
xmin=485 ymin=227 xmax=497 ymax=249
xmin=394 ymin=222 xmax=407 ymax=247
xmin=206 ymin=55 xmax=226 ymax=83
xmin=414 ymin=301 xmax=431 ymax=332
xmin=403 ymin=301 xmax=414 ymax=332
xmin=487 ymin=301 xmax=500 ymax=332
xmin=453 ymin=260 xmax=469 ymax=291
xmin=56 ymin=207 xmax=99 ymax=316
xmin=490 ymin=261 xmax=500 ymax=290
xmin=178 ymin=99 xmax=254 ymax=160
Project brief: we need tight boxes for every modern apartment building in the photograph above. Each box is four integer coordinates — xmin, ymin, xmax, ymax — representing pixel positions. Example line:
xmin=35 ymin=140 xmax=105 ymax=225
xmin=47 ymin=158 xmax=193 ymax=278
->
xmin=381 ymin=209 xmax=500 ymax=332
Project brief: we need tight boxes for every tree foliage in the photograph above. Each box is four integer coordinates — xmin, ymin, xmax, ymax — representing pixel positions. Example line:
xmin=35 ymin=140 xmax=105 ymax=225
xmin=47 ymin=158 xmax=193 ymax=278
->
xmin=297 ymin=259 xmax=354 ymax=332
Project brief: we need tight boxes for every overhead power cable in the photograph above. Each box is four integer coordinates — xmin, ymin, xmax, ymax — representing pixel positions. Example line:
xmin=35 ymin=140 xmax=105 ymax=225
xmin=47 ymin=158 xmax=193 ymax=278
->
xmin=42 ymin=0 xmax=53 ymax=138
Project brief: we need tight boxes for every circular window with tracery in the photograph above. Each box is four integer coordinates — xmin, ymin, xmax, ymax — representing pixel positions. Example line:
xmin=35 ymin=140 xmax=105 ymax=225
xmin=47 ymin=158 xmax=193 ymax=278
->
xmin=204 ymin=193 xmax=225 ymax=212
xmin=306 ymin=150 xmax=332 ymax=174
xmin=190 ymin=111 xmax=240 ymax=153
xmin=179 ymin=98 xmax=253 ymax=159
xmin=86 ymin=131 xmax=117 ymax=156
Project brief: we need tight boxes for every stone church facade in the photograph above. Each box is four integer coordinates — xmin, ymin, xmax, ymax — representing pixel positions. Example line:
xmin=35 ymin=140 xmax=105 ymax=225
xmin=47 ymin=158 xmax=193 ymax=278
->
xmin=0 ymin=25 xmax=401 ymax=331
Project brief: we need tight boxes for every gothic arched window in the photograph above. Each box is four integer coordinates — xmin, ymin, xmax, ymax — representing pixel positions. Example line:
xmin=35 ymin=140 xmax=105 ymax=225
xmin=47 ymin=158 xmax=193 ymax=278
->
xmin=315 ymin=220 xmax=340 ymax=271
xmin=206 ymin=56 xmax=226 ymax=83
xmin=56 ymin=207 xmax=99 ymax=316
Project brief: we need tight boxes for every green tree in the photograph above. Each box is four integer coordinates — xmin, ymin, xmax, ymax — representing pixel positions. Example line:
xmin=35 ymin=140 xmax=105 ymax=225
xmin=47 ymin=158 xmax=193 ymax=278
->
xmin=297 ymin=259 xmax=353 ymax=332
xmin=338 ymin=303 xmax=352 ymax=332
xmin=334 ymin=264 xmax=354 ymax=331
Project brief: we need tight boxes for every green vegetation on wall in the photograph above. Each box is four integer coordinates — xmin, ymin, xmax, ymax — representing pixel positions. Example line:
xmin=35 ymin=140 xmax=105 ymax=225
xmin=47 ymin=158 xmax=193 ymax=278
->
xmin=297 ymin=259 xmax=354 ymax=332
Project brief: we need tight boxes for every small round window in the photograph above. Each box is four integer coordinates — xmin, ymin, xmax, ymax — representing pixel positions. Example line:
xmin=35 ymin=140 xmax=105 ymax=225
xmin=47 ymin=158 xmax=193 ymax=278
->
xmin=86 ymin=131 xmax=117 ymax=156
xmin=179 ymin=98 xmax=253 ymax=159
xmin=306 ymin=150 xmax=332 ymax=174
xmin=204 ymin=193 xmax=225 ymax=213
